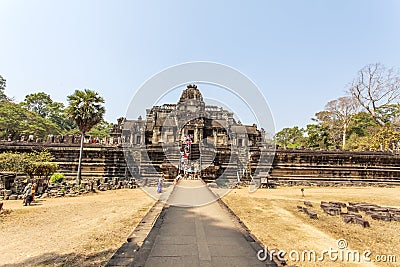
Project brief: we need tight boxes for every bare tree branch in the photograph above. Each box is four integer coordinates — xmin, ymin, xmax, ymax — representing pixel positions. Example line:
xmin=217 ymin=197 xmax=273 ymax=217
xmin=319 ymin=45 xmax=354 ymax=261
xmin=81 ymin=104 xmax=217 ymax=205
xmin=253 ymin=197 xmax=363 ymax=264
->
xmin=348 ymin=63 xmax=400 ymax=126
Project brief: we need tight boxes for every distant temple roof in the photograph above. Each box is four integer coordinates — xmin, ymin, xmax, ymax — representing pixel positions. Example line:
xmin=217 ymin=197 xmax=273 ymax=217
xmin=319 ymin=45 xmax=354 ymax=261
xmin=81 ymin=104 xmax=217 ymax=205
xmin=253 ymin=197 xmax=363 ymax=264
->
xmin=179 ymin=84 xmax=204 ymax=103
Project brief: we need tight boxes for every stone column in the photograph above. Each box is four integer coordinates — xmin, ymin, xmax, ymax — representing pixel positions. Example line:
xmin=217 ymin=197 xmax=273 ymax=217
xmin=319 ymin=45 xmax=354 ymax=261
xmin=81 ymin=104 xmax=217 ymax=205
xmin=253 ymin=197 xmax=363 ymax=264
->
xmin=194 ymin=128 xmax=199 ymax=144
xmin=140 ymin=131 xmax=145 ymax=145
xmin=213 ymin=130 xmax=217 ymax=146
xmin=152 ymin=128 xmax=158 ymax=144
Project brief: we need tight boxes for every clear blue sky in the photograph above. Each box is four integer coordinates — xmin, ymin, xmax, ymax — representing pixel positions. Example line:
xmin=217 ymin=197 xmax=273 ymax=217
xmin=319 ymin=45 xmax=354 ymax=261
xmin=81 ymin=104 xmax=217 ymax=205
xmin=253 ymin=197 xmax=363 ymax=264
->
xmin=1 ymin=0 xmax=399 ymax=131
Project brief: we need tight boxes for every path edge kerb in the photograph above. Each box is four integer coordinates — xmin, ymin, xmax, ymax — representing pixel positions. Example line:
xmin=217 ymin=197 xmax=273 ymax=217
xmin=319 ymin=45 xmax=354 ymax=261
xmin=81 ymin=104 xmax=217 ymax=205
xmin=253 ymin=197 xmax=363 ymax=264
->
xmin=106 ymin=186 xmax=177 ymax=267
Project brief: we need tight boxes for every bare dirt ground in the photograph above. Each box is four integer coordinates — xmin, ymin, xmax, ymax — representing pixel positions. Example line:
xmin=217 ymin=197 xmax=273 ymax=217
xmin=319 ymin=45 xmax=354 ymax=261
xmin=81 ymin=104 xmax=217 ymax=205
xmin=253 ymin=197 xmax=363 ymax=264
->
xmin=223 ymin=186 xmax=400 ymax=267
xmin=0 ymin=189 xmax=155 ymax=266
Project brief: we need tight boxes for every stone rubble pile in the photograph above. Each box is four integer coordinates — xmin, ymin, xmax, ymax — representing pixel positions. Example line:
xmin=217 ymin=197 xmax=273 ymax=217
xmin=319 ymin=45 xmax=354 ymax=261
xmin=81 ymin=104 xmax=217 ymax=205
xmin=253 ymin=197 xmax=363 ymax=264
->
xmin=0 ymin=177 xmax=139 ymax=200
xmin=297 ymin=200 xmax=400 ymax=228
xmin=297 ymin=201 xmax=318 ymax=219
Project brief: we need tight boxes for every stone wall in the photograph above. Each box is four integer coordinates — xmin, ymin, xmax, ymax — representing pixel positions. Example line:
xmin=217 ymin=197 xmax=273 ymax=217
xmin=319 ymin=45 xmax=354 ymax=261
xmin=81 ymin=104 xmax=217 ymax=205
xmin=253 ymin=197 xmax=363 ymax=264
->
xmin=269 ymin=149 xmax=400 ymax=186
xmin=0 ymin=142 xmax=127 ymax=181
xmin=1 ymin=142 xmax=400 ymax=186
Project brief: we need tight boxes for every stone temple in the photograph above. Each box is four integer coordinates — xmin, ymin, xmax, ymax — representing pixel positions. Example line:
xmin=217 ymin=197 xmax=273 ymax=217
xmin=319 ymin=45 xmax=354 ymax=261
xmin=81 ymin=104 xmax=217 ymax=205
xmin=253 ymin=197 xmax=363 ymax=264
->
xmin=119 ymin=84 xmax=273 ymax=186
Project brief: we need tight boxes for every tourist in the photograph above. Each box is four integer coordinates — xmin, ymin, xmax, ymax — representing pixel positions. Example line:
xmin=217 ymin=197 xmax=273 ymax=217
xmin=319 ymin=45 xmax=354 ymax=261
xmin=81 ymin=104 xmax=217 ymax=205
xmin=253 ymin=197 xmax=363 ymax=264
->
xmin=31 ymin=183 xmax=37 ymax=202
xmin=7 ymin=133 xmax=11 ymax=141
xmin=157 ymin=174 xmax=163 ymax=193
xmin=22 ymin=183 xmax=33 ymax=206
xmin=175 ymin=173 xmax=182 ymax=185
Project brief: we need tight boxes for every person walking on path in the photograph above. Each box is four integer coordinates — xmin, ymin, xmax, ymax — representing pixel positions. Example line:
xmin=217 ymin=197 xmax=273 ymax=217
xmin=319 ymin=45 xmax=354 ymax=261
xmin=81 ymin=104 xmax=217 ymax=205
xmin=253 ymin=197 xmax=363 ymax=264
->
xmin=22 ymin=183 xmax=33 ymax=206
xmin=175 ymin=173 xmax=182 ymax=185
xmin=157 ymin=174 xmax=164 ymax=193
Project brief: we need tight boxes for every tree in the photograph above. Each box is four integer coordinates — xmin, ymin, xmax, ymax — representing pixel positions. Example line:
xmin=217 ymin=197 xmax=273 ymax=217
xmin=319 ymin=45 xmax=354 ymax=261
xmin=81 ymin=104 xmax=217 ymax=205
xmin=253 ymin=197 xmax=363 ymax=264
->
xmin=314 ymin=110 xmax=342 ymax=149
xmin=324 ymin=96 xmax=358 ymax=149
xmin=305 ymin=124 xmax=330 ymax=149
xmin=48 ymin=101 xmax=75 ymax=132
xmin=349 ymin=63 xmax=400 ymax=126
xmin=274 ymin=126 xmax=305 ymax=148
xmin=21 ymin=92 xmax=53 ymax=118
xmin=87 ymin=120 xmax=113 ymax=139
xmin=0 ymin=101 xmax=60 ymax=140
xmin=66 ymin=89 xmax=105 ymax=185
xmin=347 ymin=111 xmax=378 ymax=137
xmin=376 ymin=103 xmax=400 ymax=125
xmin=372 ymin=125 xmax=400 ymax=151
xmin=0 ymin=74 xmax=10 ymax=102
xmin=0 ymin=150 xmax=57 ymax=183
xmin=21 ymin=92 xmax=74 ymax=131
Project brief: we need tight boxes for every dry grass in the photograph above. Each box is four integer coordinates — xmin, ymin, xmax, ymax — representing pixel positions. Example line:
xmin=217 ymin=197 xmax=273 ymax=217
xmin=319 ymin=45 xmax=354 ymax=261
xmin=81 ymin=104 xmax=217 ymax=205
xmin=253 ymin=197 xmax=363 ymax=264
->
xmin=0 ymin=189 xmax=156 ymax=266
xmin=223 ymin=186 xmax=400 ymax=267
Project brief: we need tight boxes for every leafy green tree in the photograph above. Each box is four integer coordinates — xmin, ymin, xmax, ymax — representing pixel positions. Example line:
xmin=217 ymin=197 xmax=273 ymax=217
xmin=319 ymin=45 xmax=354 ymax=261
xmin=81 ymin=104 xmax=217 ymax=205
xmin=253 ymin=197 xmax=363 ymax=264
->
xmin=314 ymin=110 xmax=342 ymax=149
xmin=21 ymin=92 xmax=74 ymax=132
xmin=0 ymin=152 xmax=28 ymax=173
xmin=347 ymin=112 xmax=378 ymax=137
xmin=21 ymin=92 xmax=53 ymax=117
xmin=305 ymin=124 xmax=330 ymax=149
xmin=66 ymin=89 xmax=105 ymax=185
xmin=376 ymin=104 xmax=400 ymax=125
xmin=274 ymin=126 xmax=305 ymax=148
xmin=0 ymin=74 xmax=10 ymax=102
xmin=0 ymin=101 xmax=60 ymax=140
xmin=87 ymin=120 xmax=112 ymax=139
xmin=65 ymin=120 xmax=112 ymax=139
xmin=372 ymin=125 xmax=400 ymax=150
xmin=0 ymin=150 xmax=57 ymax=183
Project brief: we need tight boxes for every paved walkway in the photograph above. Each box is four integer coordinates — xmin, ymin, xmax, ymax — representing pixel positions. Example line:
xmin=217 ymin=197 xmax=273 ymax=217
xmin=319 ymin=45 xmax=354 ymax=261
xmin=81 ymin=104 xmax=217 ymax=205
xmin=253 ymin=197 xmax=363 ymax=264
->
xmin=131 ymin=180 xmax=276 ymax=267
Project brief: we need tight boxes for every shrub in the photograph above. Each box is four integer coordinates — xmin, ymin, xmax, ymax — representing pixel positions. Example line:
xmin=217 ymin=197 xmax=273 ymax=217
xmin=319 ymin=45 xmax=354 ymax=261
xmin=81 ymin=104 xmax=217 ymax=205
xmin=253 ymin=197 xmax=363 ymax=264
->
xmin=50 ymin=173 xmax=65 ymax=184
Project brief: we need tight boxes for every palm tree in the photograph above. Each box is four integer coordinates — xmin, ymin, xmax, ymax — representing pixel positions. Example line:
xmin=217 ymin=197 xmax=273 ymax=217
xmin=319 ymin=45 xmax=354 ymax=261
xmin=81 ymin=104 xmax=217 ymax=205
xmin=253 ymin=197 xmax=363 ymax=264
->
xmin=66 ymin=89 xmax=105 ymax=185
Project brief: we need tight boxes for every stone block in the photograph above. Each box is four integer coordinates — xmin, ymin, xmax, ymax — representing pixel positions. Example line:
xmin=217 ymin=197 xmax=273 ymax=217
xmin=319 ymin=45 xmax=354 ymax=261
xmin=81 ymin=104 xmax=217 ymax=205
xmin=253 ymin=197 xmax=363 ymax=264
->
xmin=308 ymin=211 xmax=318 ymax=219
xmin=8 ymin=195 xmax=18 ymax=200
xmin=371 ymin=213 xmax=391 ymax=222
xmin=322 ymin=206 xmax=341 ymax=216
xmin=348 ymin=212 xmax=362 ymax=218
xmin=392 ymin=215 xmax=400 ymax=222
xmin=371 ymin=207 xmax=389 ymax=213
xmin=329 ymin=201 xmax=346 ymax=207
xmin=297 ymin=205 xmax=304 ymax=211
xmin=304 ymin=201 xmax=313 ymax=207
xmin=354 ymin=217 xmax=370 ymax=228
xmin=342 ymin=215 xmax=354 ymax=223
xmin=347 ymin=206 xmax=359 ymax=212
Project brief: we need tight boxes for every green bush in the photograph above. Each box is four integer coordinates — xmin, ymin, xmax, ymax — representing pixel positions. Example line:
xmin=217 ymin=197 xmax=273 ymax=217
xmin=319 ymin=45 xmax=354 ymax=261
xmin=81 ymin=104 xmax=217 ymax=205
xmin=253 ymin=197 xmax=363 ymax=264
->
xmin=50 ymin=173 xmax=65 ymax=184
xmin=59 ymin=186 xmax=66 ymax=194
